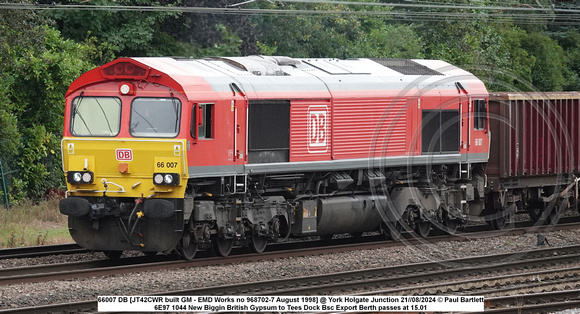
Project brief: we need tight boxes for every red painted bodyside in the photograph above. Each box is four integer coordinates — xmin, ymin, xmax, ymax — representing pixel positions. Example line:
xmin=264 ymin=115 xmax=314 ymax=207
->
xmin=65 ymin=57 xmax=490 ymax=177
xmin=288 ymin=86 xmax=489 ymax=164
xmin=290 ymin=99 xmax=332 ymax=162
xmin=331 ymin=97 xmax=410 ymax=159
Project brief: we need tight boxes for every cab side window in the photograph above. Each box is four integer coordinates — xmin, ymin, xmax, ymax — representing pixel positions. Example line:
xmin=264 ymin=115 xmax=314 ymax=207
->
xmin=473 ymin=99 xmax=487 ymax=130
xmin=191 ymin=103 xmax=213 ymax=139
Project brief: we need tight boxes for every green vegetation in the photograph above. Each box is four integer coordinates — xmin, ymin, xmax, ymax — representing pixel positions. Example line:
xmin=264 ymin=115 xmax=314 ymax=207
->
xmin=0 ymin=0 xmax=579 ymax=206
xmin=0 ymin=199 xmax=71 ymax=248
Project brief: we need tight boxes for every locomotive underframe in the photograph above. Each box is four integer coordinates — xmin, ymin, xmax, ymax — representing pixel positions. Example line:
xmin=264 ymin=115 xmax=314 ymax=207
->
xmin=61 ymin=159 xmax=489 ymax=258
xmin=65 ymin=197 xmax=184 ymax=254
xmin=188 ymin=161 xmax=487 ymax=243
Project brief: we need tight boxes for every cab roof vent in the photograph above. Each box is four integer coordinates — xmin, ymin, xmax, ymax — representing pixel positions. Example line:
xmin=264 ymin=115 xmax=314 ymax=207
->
xmin=370 ymin=59 xmax=443 ymax=76
xmin=205 ymin=56 xmax=288 ymax=76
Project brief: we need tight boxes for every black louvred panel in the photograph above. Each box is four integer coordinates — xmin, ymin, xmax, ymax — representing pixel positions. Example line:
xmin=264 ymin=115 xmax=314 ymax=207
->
xmin=248 ymin=100 xmax=290 ymax=163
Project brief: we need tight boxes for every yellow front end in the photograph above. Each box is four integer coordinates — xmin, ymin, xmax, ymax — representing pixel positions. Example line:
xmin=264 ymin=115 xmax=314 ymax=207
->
xmin=60 ymin=137 xmax=189 ymax=253
xmin=62 ymin=138 xmax=188 ymax=198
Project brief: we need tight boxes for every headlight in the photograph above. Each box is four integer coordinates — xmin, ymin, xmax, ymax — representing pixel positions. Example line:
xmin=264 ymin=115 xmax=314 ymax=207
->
xmin=154 ymin=173 xmax=164 ymax=185
xmin=82 ymin=172 xmax=93 ymax=183
xmin=67 ymin=171 xmax=94 ymax=184
xmin=153 ymin=173 xmax=179 ymax=186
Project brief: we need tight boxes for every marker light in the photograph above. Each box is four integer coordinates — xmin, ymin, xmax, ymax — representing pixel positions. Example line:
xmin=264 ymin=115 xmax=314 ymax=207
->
xmin=118 ymin=83 xmax=135 ymax=95
xmin=154 ymin=174 xmax=164 ymax=185
xmin=153 ymin=173 xmax=179 ymax=186
xmin=82 ymin=172 xmax=93 ymax=183
xmin=120 ymin=84 xmax=130 ymax=94
xmin=67 ymin=171 xmax=94 ymax=184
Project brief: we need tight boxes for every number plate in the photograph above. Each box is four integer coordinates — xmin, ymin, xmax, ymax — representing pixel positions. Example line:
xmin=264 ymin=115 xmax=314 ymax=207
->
xmin=154 ymin=157 xmax=181 ymax=172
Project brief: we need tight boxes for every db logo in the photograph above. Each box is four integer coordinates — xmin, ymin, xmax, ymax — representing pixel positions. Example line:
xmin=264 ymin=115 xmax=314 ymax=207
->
xmin=116 ymin=148 xmax=133 ymax=161
xmin=307 ymin=105 xmax=328 ymax=153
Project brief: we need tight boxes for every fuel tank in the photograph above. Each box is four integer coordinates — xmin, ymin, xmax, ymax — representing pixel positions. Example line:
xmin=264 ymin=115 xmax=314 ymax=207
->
xmin=315 ymin=195 xmax=386 ymax=235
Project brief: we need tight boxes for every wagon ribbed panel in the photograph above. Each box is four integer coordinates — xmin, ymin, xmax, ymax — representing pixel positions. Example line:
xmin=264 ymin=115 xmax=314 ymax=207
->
xmin=489 ymin=93 xmax=580 ymax=178
xmin=332 ymin=99 xmax=408 ymax=159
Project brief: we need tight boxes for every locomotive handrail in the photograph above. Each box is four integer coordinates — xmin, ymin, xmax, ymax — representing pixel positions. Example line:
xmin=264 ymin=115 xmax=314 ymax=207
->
xmin=101 ymin=178 xmax=126 ymax=193
xmin=68 ymin=178 xmax=126 ymax=194
xmin=69 ymin=189 xmax=125 ymax=193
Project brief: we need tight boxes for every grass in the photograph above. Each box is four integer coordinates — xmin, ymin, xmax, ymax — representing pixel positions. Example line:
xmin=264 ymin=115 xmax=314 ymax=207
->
xmin=0 ymin=198 xmax=72 ymax=248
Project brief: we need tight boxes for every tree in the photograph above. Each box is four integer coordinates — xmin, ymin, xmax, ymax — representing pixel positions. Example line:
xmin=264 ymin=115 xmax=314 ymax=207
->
xmin=168 ymin=0 xmax=260 ymax=56
xmin=3 ymin=22 xmax=104 ymax=200
xmin=483 ymin=25 xmax=536 ymax=92
xmin=521 ymin=32 xmax=567 ymax=91
xmin=0 ymin=6 xmax=47 ymax=164
xmin=50 ymin=0 xmax=179 ymax=57
xmin=252 ymin=1 xmax=424 ymax=59
xmin=551 ymin=29 xmax=580 ymax=91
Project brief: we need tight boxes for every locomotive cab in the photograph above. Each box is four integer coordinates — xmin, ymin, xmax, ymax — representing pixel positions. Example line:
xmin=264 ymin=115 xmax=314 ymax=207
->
xmin=60 ymin=60 xmax=192 ymax=257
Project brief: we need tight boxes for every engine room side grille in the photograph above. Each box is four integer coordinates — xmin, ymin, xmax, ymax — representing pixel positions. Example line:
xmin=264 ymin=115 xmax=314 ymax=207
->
xmin=370 ymin=59 xmax=443 ymax=76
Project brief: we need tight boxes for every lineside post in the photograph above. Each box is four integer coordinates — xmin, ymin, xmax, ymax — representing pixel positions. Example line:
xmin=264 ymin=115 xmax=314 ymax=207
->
xmin=0 ymin=160 xmax=9 ymax=209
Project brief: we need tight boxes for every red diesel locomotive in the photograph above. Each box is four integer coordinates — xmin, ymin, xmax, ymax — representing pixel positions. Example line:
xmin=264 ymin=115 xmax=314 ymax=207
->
xmin=59 ymin=56 xmax=503 ymax=259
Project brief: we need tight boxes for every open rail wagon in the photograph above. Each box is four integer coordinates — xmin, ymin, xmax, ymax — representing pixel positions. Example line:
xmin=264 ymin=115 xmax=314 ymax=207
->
xmin=487 ymin=92 xmax=580 ymax=227
xmin=59 ymin=55 xmax=499 ymax=259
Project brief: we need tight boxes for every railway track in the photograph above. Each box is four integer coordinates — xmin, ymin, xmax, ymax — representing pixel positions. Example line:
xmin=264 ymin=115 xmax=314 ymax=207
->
xmin=0 ymin=243 xmax=85 ymax=259
xmin=0 ymin=213 xmax=576 ymax=263
xmin=156 ymin=244 xmax=580 ymax=295
xmin=2 ymin=220 xmax=580 ymax=287
xmin=482 ymin=290 xmax=580 ymax=313
xmin=0 ymin=218 xmax=579 ymax=313
xmin=3 ymin=242 xmax=580 ymax=313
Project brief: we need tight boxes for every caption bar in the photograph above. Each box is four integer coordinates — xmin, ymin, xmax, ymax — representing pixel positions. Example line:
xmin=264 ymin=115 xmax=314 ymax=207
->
xmin=98 ymin=295 xmax=484 ymax=312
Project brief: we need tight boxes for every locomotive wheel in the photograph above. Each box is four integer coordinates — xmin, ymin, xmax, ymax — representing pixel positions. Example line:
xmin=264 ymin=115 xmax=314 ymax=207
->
xmin=490 ymin=214 xmax=508 ymax=230
xmin=443 ymin=219 xmax=458 ymax=235
xmin=248 ymin=235 xmax=268 ymax=254
xmin=179 ymin=232 xmax=198 ymax=260
xmin=415 ymin=221 xmax=430 ymax=238
xmin=381 ymin=221 xmax=402 ymax=241
xmin=213 ymin=238 xmax=233 ymax=257
xmin=103 ymin=250 xmax=123 ymax=260
xmin=179 ymin=243 xmax=199 ymax=260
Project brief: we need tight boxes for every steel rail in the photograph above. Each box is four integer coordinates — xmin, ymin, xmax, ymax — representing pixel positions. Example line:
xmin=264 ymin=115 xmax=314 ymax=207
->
xmin=0 ymin=243 xmax=86 ymax=259
xmin=0 ymin=213 xmax=577 ymax=260
xmin=2 ymin=220 xmax=580 ymax=286
xmin=2 ymin=239 xmax=580 ymax=313
xmin=176 ymin=249 xmax=580 ymax=296
xmin=481 ymin=290 xmax=580 ymax=313
xmin=356 ymin=265 xmax=580 ymax=296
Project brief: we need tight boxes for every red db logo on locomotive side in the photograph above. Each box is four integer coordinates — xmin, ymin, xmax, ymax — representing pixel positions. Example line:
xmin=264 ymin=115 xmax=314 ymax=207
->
xmin=307 ymin=105 xmax=329 ymax=153
xmin=116 ymin=148 xmax=133 ymax=161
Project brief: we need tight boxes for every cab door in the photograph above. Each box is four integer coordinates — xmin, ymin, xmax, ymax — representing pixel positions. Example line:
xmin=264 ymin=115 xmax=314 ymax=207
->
xmin=232 ymin=98 xmax=247 ymax=164
xmin=470 ymin=98 xmax=489 ymax=156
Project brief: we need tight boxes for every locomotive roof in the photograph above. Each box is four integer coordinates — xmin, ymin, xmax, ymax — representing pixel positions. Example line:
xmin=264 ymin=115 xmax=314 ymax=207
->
xmin=68 ymin=55 xmax=487 ymax=98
